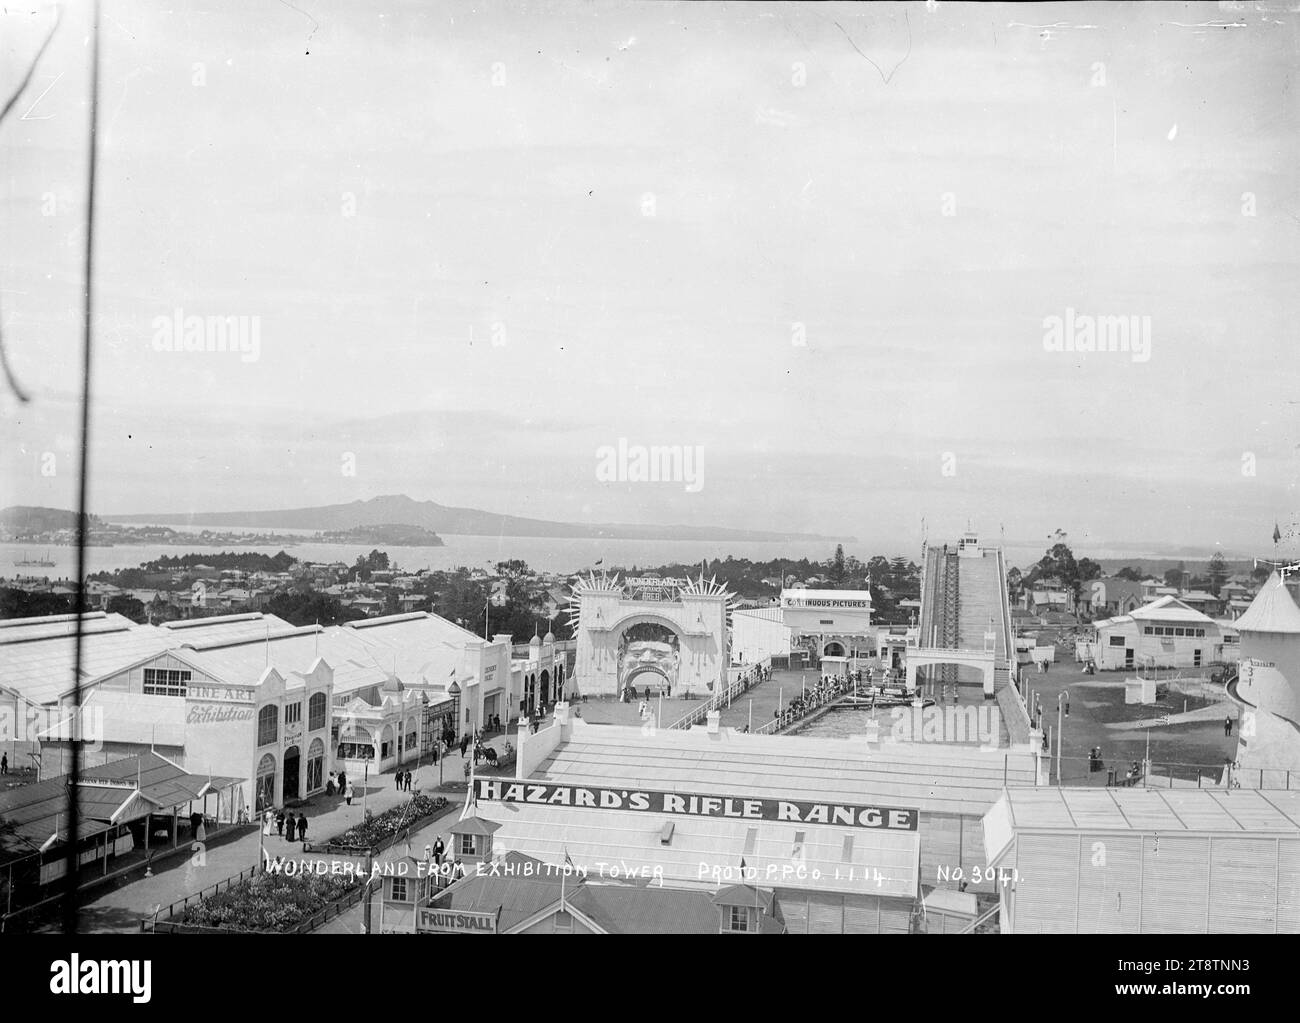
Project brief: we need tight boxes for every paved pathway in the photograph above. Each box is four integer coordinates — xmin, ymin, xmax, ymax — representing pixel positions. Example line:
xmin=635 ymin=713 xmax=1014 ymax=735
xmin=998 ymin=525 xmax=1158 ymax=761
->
xmin=61 ymin=746 xmax=486 ymax=933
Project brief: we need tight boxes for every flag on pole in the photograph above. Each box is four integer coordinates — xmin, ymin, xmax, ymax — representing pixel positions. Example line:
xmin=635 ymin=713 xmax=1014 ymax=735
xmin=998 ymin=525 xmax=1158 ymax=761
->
xmin=1275 ymin=522 xmax=1283 ymax=544
xmin=594 ymin=559 xmax=603 ymax=566
xmin=560 ymin=846 xmax=574 ymax=908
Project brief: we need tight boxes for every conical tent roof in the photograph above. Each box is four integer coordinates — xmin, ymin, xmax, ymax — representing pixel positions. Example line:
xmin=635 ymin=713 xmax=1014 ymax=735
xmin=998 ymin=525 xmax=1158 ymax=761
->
xmin=1234 ymin=573 xmax=1300 ymax=634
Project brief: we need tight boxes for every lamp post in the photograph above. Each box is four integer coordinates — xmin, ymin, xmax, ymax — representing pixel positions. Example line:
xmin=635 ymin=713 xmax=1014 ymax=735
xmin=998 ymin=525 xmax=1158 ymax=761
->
xmin=448 ymin=680 xmax=461 ymax=745
xmin=445 ymin=679 xmax=461 ymax=786
xmin=361 ymin=756 xmax=369 ymax=820
xmin=1057 ymin=691 xmax=1065 ymax=784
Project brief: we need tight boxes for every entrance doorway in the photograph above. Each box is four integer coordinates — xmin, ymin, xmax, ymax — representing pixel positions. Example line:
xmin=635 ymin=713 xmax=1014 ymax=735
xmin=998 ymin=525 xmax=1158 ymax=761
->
xmin=307 ymin=738 xmax=324 ymax=793
xmin=256 ymin=754 xmax=276 ymax=812
xmin=283 ymin=746 xmax=300 ymax=803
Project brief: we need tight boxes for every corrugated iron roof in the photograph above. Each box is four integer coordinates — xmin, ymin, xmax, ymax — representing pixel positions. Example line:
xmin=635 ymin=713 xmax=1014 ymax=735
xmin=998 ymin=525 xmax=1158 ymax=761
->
xmin=993 ymin=786 xmax=1300 ymax=835
xmin=535 ymin=725 xmax=1036 ymax=818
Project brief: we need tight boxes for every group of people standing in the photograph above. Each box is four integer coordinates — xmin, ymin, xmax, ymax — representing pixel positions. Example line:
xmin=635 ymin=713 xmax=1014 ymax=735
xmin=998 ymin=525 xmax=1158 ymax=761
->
xmin=394 ymin=769 xmax=415 ymax=792
xmin=772 ymin=673 xmax=855 ymax=730
xmin=325 ymin=770 xmax=357 ymax=804
xmin=265 ymin=808 xmax=309 ymax=842
xmin=621 ymin=683 xmax=666 ymax=703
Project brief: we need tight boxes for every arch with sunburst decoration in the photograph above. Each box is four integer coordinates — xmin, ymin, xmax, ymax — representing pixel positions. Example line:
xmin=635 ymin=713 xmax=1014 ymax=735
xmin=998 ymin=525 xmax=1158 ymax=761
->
xmin=565 ymin=568 xmax=736 ymax=697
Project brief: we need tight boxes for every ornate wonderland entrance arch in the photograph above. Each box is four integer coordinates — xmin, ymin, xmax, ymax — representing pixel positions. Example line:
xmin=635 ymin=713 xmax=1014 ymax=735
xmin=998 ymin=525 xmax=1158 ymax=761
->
xmin=568 ymin=572 xmax=734 ymax=698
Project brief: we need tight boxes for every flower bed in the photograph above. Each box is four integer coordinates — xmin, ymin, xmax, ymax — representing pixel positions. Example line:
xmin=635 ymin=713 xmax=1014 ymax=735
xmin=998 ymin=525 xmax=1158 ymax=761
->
xmin=326 ymin=793 xmax=450 ymax=851
xmin=177 ymin=870 xmax=362 ymax=932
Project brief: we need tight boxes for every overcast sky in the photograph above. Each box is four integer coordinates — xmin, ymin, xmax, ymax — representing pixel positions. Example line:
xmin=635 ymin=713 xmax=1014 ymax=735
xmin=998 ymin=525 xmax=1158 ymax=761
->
xmin=1 ymin=1 xmax=1296 ymax=554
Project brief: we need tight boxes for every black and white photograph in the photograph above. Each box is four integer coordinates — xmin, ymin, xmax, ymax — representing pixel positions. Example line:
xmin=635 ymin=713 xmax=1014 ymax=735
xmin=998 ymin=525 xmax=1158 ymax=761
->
xmin=0 ymin=0 xmax=1297 ymax=990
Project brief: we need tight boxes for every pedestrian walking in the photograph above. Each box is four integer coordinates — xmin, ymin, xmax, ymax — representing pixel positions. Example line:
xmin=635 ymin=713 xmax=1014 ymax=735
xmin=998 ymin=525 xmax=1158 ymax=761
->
xmin=275 ymin=809 xmax=286 ymax=837
xmin=395 ymin=770 xmax=403 ymax=791
xmin=345 ymin=782 xmax=354 ymax=806
xmin=297 ymin=814 xmax=308 ymax=842
xmin=460 ymin=735 xmax=470 ymax=757
xmin=1 ymin=753 xmax=7 ymax=774
xmin=285 ymin=814 xmax=296 ymax=842
xmin=337 ymin=770 xmax=347 ymax=796
xmin=1225 ymin=716 xmax=1233 ymax=737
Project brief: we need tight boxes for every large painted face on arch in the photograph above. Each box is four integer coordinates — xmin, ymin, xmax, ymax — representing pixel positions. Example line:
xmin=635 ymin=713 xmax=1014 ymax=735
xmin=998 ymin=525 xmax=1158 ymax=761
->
xmin=618 ymin=621 xmax=680 ymax=689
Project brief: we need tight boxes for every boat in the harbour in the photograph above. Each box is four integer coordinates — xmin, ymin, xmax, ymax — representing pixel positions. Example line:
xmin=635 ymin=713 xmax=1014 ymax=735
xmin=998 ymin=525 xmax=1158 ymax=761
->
xmin=13 ymin=549 xmax=56 ymax=567
xmin=839 ymin=686 xmax=936 ymax=709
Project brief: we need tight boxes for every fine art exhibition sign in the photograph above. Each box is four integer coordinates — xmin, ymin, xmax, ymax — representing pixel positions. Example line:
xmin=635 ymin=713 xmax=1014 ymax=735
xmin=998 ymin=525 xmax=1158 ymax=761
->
xmin=473 ymin=780 xmax=918 ymax=831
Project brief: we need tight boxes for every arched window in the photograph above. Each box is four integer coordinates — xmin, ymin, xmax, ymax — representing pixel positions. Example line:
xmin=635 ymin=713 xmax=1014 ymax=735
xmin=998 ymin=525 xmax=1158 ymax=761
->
xmin=257 ymin=705 xmax=278 ymax=747
xmin=255 ymin=753 xmax=276 ymax=811
xmin=336 ymin=724 xmax=373 ymax=761
xmin=308 ymin=692 xmax=327 ymax=732
xmin=306 ymin=737 xmax=325 ymax=792
xmin=405 ymin=716 xmax=417 ymax=755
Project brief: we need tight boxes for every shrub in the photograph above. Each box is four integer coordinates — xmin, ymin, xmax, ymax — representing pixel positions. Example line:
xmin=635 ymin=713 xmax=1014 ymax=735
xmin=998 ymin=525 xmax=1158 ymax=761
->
xmin=329 ymin=793 xmax=449 ymax=849
xmin=179 ymin=870 xmax=361 ymax=931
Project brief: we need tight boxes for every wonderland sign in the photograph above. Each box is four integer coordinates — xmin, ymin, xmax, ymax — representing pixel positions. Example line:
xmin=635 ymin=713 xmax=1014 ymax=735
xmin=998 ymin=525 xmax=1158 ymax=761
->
xmin=473 ymin=780 xmax=918 ymax=831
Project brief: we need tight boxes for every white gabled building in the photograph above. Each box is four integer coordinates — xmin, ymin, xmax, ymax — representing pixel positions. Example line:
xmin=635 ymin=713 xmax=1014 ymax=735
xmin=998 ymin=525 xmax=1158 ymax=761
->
xmin=1089 ymin=595 xmax=1225 ymax=670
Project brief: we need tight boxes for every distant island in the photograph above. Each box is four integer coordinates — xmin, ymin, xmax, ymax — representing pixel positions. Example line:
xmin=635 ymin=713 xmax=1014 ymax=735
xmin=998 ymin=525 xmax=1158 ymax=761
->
xmin=0 ymin=506 xmax=444 ymax=548
xmin=106 ymin=494 xmax=843 ymax=543
xmin=318 ymin=523 xmax=444 ymax=547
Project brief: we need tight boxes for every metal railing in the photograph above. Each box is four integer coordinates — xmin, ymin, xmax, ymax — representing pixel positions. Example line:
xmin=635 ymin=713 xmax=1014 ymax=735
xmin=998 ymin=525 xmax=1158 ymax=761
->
xmin=142 ymin=863 xmax=262 ymax=930
xmin=752 ymin=677 xmax=858 ymax=735
xmin=145 ymin=875 xmax=366 ymax=935
xmin=1052 ymin=754 xmax=1295 ymax=791
xmin=665 ymin=669 xmax=766 ymax=730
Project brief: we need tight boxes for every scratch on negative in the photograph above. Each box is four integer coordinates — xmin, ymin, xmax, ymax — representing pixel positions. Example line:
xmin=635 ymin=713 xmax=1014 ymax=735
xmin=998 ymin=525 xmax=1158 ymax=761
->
xmin=833 ymin=11 xmax=913 ymax=86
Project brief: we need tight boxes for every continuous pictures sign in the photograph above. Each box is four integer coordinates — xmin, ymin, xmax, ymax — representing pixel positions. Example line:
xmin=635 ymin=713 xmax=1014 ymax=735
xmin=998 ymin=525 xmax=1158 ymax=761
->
xmin=782 ymin=597 xmax=871 ymax=609
xmin=473 ymin=780 xmax=919 ymax=831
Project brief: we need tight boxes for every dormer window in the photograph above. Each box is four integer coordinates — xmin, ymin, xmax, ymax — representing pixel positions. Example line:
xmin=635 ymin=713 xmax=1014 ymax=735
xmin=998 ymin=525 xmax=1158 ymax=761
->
xmin=724 ymin=906 xmax=754 ymax=933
